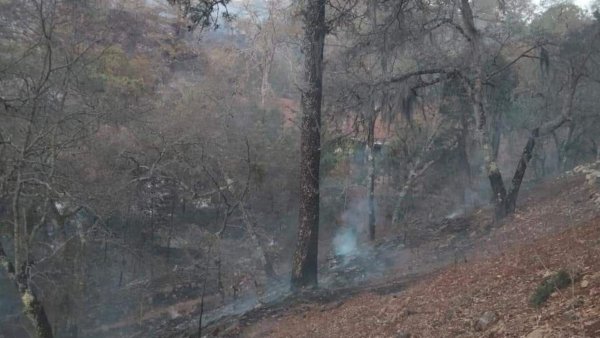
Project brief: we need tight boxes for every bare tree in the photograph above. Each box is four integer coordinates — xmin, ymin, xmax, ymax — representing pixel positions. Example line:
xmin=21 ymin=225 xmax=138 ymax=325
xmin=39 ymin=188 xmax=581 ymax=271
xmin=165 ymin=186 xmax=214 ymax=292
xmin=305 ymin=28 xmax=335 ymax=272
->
xmin=0 ymin=0 xmax=107 ymax=335
xmin=457 ymin=0 xmax=597 ymax=218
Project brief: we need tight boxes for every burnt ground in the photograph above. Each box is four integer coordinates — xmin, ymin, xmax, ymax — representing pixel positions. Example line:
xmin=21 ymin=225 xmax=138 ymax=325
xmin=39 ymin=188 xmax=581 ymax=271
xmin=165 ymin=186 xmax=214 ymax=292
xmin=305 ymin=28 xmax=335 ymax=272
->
xmin=239 ymin=174 xmax=600 ymax=337
xmin=132 ymin=170 xmax=600 ymax=338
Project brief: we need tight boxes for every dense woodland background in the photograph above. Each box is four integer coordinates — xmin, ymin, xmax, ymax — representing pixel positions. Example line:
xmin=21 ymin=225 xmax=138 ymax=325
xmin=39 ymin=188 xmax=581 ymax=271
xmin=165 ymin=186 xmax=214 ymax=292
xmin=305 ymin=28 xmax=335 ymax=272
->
xmin=1 ymin=0 xmax=600 ymax=337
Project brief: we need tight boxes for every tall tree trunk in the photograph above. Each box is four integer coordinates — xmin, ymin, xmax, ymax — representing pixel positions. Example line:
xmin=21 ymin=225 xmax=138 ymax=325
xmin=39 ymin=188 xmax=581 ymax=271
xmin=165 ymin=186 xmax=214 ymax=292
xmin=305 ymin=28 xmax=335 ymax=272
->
xmin=366 ymin=116 xmax=376 ymax=241
xmin=460 ymin=0 xmax=508 ymax=218
xmin=0 ymin=243 xmax=54 ymax=338
xmin=459 ymin=110 xmax=473 ymax=206
xmin=12 ymin=172 xmax=23 ymax=271
xmin=364 ymin=0 xmax=390 ymax=241
xmin=291 ymin=0 xmax=326 ymax=290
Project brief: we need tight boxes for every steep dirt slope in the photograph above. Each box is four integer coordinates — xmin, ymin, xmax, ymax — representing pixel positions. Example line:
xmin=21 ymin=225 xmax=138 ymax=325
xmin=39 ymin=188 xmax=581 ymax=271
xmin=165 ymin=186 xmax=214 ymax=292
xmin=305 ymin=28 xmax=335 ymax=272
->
xmin=242 ymin=172 xmax=600 ymax=337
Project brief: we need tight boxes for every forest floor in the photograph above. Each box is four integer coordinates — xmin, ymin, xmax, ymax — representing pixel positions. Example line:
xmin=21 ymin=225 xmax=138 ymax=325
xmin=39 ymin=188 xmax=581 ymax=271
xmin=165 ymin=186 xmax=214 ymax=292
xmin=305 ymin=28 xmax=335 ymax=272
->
xmin=234 ymin=168 xmax=600 ymax=337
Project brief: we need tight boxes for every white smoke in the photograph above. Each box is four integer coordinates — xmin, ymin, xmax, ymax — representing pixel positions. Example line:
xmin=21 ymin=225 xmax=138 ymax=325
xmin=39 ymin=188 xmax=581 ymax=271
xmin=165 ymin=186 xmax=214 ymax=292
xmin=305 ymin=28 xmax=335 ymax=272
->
xmin=332 ymin=197 xmax=368 ymax=260
xmin=333 ymin=227 xmax=358 ymax=256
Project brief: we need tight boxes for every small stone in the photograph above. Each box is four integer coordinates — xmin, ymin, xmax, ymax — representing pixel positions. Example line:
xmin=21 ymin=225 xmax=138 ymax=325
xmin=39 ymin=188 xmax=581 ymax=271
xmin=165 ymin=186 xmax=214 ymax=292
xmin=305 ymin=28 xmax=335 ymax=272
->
xmin=581 ymin=279 xmax=590 ymax=288
xmin=542 ymin=270 xmax=554 ymax=278
xmin=474 ymin=311 xmax=498 ymax=331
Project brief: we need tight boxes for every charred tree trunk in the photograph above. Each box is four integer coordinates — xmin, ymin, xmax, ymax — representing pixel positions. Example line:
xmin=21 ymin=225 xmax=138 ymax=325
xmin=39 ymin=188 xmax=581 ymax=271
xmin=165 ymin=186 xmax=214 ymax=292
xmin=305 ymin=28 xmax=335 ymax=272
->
xmin=291 ymin=0 xmax=326 ymax=290
xmin=504 ymin=128 xmax=538 ymax=213
xmin=0 ymin=243 xmax=54 ymax=338
xmin=488 ymin=162 xmax=508 ymax=218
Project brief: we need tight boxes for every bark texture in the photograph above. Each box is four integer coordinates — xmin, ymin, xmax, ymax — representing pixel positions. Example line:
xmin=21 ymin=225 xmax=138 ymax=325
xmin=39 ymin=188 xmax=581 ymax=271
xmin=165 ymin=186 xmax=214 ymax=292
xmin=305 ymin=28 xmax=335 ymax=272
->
xmin=291 ymin=0 xmax=326 ymax=290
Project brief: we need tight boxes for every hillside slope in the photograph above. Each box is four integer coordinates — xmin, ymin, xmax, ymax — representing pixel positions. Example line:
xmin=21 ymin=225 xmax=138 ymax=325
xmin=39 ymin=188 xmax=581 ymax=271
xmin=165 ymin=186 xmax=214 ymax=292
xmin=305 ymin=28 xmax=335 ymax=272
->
xmin=241 ymin=169 xmax=600 ymax=337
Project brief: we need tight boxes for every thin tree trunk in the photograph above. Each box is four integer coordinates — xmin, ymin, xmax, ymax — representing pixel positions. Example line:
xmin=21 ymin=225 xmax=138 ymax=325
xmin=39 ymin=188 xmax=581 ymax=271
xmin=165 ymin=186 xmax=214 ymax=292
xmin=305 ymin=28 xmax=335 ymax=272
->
xmin=490 ymin=112 xmax=503 ymax=162
xmin=12 ymin=172 xmax=23 ymax=271
xmin=459 ymin=110 xmax=473 ymax=206
xmin=366 ymin=116 xmax=376 ymax=241
xmin=166 ymin=196 xmax=176 ymax=262
xmin=197 ymin=279 xmax=207 ymax=338
xmin=595 ymin=139 xmax=600 ymax=161
xmin=364 ymin=0 xmax=383 ymax=242
xmin=504 ymin=129 xmax=538 ymax=213
xmin=391 ymin=116 xmax=446 ymax=225
xmin=240 ymin=203 xmax=277 ymax=281
xmin=260 ymin=49 xmax=275 ymax=107
xmin=391 ymin=159 xmax=435 ymax=226
xmin=215 ymin=256 xmax=225 ymax=303
xmin=291 ymin=0 xmax=326 ymax=290
xmin=559 ymin=121 xmax=575 ymax=171
xmin=552 ymin=131 xmax=563 ymax=173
